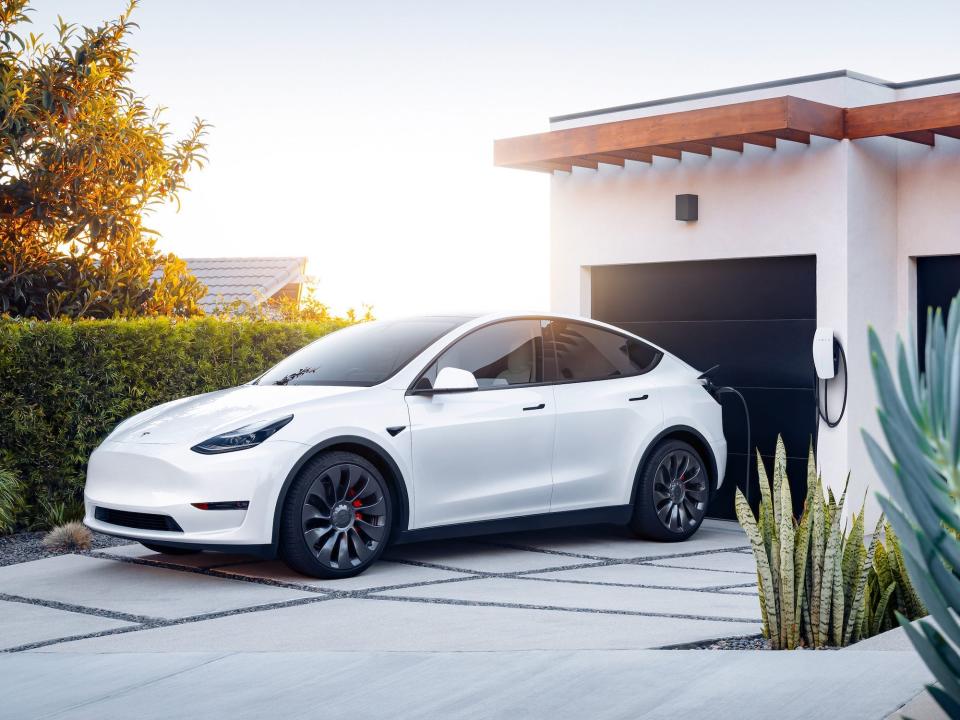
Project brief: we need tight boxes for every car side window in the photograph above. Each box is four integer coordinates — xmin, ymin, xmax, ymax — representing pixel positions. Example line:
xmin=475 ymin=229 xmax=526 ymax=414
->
xmin=418 ymin=320 xmax=544 ymax=390
xmin=543 ymin=320 xmax=662 ymax=383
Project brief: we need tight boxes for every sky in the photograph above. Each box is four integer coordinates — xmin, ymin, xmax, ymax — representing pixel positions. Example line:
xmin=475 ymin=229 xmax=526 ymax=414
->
xmin=28 ymin=0 xmax=960 ymax=318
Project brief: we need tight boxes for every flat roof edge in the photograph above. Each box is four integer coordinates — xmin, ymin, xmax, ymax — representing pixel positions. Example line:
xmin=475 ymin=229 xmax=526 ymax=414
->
xmin=549 ymin=69 xmax=960 ymax=124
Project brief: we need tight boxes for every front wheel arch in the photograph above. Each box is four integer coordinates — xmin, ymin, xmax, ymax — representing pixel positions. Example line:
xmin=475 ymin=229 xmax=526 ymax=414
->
xmin=270 ymin=436 xmax=410 ymax=553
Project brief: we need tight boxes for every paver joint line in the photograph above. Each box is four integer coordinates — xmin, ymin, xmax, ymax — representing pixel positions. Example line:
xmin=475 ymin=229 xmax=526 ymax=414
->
xmin=364 ymin=593 xmax=760 ymax=624
xmin=2 ymin=594 xmax=338 ymax=654
xmin=0 ymin=592 xmax=160 ymax=626
xmin=469 ymin=538 xmax=750 ymax=562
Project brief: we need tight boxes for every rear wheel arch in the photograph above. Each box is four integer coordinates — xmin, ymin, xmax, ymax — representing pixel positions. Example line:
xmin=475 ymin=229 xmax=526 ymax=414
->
xmin=271 ymin=436 xmax=410 ymax=550
xmin=629 ymin=425 xmax=719 ymax=505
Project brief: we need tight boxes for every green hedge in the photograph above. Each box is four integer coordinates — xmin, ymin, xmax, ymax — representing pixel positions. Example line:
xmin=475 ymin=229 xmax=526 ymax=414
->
xmin=0 ymin=316 xmax=347 ymax=530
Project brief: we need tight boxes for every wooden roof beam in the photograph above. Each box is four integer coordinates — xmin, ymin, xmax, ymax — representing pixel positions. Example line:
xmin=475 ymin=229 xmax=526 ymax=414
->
xmin=580 ymin=154 xmax=626 ymax=167
xmin=666 ymin=142 xmax=713 ymax=156
xmin=740 ymin=133 xmax=778 ymax=149
xmin=845 ymin=93 xmax=960 ymax=139
xmin=934 ymin=126 xmax=960 ymax=140
xmin=891 ymin=130 xmax=936 ymax=146
xmin=769 ymin=128 xmax=811 ymax=144
xmin=644 ymin=146 xmax=683 ymax=160
xmin=604 ymin=149 xmax=654 ymax=163
xmin=494 ymin=95 xmax=843 ymax=168
xmin=701 ymin=137 xmax=744 ymax=152
xmin=558 ymin=157 xmax=599 ymax=170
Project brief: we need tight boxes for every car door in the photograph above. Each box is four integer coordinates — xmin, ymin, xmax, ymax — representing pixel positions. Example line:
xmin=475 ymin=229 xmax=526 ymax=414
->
xmin=545 ymin=319 xmax=665 ymax=511
xmin=405 ymin=319 xmax=556 ymax=528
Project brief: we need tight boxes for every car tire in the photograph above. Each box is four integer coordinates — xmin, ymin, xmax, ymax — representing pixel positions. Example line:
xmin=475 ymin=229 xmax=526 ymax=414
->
xmin=630 ymin=439 xmax=709 ymax=542
xmin=140 ymin=542 xmax=201 ymax=555
xmin=280 ymin=451 xmax=393 ymax=579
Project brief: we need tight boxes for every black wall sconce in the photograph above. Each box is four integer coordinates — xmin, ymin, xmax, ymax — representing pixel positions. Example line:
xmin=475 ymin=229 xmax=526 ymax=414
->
xmin=676 ymin=194 xmax=698 ymax=222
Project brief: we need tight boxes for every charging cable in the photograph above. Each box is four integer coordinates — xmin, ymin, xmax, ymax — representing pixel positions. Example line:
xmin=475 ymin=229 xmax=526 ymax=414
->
xmin=814 ymin=341 xmax=848 ymax=442
xmin=698 ymin=366 xmax=752 ymax=505
xmin=716 ymin=386 xmax=751 ymax=505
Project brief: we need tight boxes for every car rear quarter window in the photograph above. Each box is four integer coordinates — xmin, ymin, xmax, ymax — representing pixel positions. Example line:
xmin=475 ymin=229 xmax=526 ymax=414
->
xmin=544 ymin=320 xmax=662 ymax=383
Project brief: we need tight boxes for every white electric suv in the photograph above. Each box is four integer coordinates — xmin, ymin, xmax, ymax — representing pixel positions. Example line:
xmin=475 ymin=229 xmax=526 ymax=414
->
xmin=84 ymin=313 xmax=727 ymax=578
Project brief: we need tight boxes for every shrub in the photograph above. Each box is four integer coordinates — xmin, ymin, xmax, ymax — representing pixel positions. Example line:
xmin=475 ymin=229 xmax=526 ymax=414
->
xmin=735 ymin=437 xmax=925 ymax=649
xmin=0 ymin=315 xmax=347 ymax=529
xmin=0 ymin=465 xmax=24 ymax=535
xmin=864 ymin=291 xmax=960 ymax=716
xmin=42 ymin=521 xmax=93 ymax=551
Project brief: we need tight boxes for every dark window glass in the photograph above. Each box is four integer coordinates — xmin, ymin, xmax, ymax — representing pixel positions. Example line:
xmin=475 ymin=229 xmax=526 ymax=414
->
xmin=544 ymin=320 xmax=662 ymax=382
xmin=419 ymin=320 xmax=543 ymax=389
xmin=257 ymin=317 xmax=465 ymax=386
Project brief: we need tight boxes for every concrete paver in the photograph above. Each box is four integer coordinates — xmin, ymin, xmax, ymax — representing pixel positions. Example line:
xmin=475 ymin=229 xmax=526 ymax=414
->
xmin=479 ymin=519 xmax=747 ymax=559
xmin=647 ymin=550 xmax=757 ymax=574
xmin=217 ymin=558 xmax=472 ymax=591
xmin=0 ymin=599 xmax=134 ymax=650
xmin=384 ymin=539 xmax=588 ymax=573
xmin=374 ymin=575 xmax=761 ymax=620
xmin=40 ymin=597 xmax=761 ymax=653
xmin=0 ymin=555 xmax=319 ymax=620
xmin=527 ymin=561 xmax=757 ymax=589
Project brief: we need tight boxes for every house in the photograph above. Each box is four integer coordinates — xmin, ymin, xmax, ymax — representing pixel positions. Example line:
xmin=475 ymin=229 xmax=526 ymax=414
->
xmin=493 ymin=69 xmax=960 ymax=519
xmin=178 ymin=256 xmax=307 ymax=313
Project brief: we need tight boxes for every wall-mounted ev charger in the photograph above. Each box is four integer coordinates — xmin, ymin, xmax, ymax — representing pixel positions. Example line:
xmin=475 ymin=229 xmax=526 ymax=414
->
xmin=813 ymin=327 xmax=838 ymax=379
xmin=813 ymin=328 xmax=848 ymax=448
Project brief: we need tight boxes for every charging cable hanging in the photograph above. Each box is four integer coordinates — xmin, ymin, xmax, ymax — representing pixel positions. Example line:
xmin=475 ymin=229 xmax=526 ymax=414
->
xmin=697 ymin=366 xmax=751 ymax=505
xmin=815 ymin=340 xmax=847 ymax=428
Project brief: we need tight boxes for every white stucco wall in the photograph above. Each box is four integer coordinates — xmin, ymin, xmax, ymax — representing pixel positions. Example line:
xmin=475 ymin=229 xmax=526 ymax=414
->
xmin=547 ymin=73 xmax=960 ymax=519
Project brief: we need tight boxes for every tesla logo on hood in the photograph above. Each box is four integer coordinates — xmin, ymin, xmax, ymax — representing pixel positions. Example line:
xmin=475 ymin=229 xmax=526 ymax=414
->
xmin=139 ymin=431 xmax=151 ymax=436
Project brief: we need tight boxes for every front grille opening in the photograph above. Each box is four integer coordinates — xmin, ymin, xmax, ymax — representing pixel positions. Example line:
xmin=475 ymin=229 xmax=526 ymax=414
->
xmin=94 ymin=507 xmax=183 ymax=532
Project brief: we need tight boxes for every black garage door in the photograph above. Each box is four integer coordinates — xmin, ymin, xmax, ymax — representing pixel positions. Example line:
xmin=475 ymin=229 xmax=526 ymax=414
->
xmin=591 ymin=256 xmax=817 ymax=519
xmin=917 ymin=255 xmax=960 ymax=371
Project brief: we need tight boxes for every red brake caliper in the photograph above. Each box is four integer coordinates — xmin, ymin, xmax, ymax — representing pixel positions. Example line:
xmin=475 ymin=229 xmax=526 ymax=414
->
xmin=353 ymin=498 xmax=362 ymax=521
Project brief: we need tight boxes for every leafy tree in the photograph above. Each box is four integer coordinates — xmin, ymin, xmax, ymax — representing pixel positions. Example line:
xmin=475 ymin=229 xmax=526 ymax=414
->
xmin=0 ymin=0 xmax=209 ymax=318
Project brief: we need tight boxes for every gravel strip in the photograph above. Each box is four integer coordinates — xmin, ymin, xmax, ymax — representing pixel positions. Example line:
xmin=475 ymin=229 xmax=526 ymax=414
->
xmin=693 ymin=634 xmax=770 ymax=650
xmin=673 ymin=634 xmax=844 ymax=650
xmin=0 ymin=531 xmax=131 ymax=567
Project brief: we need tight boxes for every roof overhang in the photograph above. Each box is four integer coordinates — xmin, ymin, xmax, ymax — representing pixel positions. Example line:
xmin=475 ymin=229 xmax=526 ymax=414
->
xmin=494 ymin=92 xmax=960 ymax=172
xmin=845 ymin=92 xmax=960 ymax=146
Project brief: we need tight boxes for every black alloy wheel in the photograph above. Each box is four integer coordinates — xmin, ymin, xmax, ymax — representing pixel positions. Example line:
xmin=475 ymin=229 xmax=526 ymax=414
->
xmin=652 ymin=448 xmax=708 ymax=533
xmin=630 ymin=439 xmax=709 ymax=541
xmin=280 ymin=451 xmax=392 ymax=578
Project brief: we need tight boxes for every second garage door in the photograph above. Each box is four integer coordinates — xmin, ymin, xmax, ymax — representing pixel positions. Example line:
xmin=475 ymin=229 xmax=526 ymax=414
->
xmin=591 ymin=256 xmax=817 ymax=519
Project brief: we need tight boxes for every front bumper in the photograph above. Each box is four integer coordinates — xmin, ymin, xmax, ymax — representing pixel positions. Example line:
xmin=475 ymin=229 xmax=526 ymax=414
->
xmin=84 ymin=438 xmax=308 ymax=547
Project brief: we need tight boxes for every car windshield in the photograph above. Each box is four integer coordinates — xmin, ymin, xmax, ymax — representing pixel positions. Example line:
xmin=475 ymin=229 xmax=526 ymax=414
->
xmin=256 ymin=317 xmax=468 ymax=387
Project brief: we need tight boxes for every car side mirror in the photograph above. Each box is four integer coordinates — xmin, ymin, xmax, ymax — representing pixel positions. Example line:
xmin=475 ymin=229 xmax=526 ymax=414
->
xmin=424 ymin=367 xmax=479 ymax=394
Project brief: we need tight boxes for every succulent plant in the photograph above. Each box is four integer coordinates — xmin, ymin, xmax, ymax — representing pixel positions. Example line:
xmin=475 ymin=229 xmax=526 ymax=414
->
xmin=736 ymin=437 xmax=923 ymax=649
xmin=864 ymin=291 xmax=960 ymax=717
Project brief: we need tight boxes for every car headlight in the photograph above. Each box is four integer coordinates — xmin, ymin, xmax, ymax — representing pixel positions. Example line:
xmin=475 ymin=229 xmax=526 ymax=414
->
xmin=191 ymin=415 xmax=294 ymax=455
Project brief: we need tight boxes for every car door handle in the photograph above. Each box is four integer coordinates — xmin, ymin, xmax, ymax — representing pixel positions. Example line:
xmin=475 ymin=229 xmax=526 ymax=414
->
xmin=628 ymin=395 xmax=649 ymax=402
xmin=522 ymin=403 xmax=546 ymax=411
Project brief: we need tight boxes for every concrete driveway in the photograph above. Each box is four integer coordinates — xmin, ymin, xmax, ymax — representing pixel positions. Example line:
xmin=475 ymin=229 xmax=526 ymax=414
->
xmin=0 ymin=519 xmax=937 ymax=719
xmin=1 ymin=519 xmax=760 ymax=654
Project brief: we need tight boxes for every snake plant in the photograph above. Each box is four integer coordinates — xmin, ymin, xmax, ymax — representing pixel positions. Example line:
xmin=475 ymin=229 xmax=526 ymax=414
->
xmin=864 ymin=291 xmax=960 ymax=717
xmin=736 ymin=437 xmax=923 ymax=649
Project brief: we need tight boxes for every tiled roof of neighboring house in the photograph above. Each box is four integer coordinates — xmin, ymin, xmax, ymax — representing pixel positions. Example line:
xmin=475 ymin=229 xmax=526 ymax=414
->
xmin=174 ymin=256 xmax=307 ymax=312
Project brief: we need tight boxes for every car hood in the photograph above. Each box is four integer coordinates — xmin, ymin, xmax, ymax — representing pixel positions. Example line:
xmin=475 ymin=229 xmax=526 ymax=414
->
xmin=107 ymin=385 xmax=365 ymax=445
